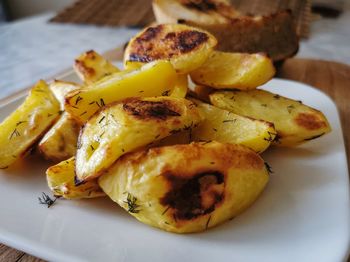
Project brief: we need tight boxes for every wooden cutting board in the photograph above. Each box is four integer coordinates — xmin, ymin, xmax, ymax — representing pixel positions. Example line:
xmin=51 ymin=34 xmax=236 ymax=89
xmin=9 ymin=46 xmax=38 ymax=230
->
xmin=1 ymin=57 xmax=349 ymax=262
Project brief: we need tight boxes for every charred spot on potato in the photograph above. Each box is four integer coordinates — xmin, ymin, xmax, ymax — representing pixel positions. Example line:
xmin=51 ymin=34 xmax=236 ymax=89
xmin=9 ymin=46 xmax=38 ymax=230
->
xmin=180 ymin=0 xmax=217 ymax=12
xmin=160 ymin=171 xmax=225 ymax=220
xmin=177 ymin=31 xmax=208 ymax=53
xmin=136 ymin=25 xmax=163 ymax=43
xmin=75 ymin=60 xmax=95 ymax=77
xmin=294 ymin=112 xmax=326 ymax=130
xmin=123 ymin=100 xmax=181 ymax=120
xmin=128 ymin=26 xmax=209 ymax=62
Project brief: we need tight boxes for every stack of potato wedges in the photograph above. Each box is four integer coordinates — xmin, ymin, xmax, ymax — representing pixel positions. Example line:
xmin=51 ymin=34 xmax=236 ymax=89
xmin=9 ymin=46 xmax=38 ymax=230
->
xmin=0 ymin=23 xmax=331 ymax=233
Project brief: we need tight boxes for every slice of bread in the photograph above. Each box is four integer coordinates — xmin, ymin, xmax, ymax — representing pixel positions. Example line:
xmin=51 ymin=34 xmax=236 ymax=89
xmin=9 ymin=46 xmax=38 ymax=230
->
xmin=153 ymin=0 xmax=299 ymax=61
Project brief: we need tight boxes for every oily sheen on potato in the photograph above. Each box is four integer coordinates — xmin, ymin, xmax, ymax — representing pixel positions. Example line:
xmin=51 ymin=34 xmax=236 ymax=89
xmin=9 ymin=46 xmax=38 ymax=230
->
xmin=99 ymin=141 xmax=269 ymax=233
xmin=75 ymin=96 xmax=203 ymax=182
xmin=124 ymin=23 xmax=217 ymax=74
xmin=210 ymin=89 xmax=331 ymax=146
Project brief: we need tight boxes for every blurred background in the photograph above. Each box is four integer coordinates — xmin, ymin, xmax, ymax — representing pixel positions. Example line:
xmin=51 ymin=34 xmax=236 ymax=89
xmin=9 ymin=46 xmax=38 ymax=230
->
xmin=0 ymin=0 xmax=349 ymax=100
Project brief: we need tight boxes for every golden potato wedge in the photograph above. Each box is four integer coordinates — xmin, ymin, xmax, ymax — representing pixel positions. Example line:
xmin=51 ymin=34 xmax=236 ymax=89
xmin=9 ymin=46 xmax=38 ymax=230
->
xmin=65 ymin=60 xmax=177 ymax=123
xmin=0 ymin=80 xmax=61 ymax=169
xmin=74 ymin=50 xmax=120 ymax=84
xmin=192 ymin=100 xmax=275 ymax=152
xmin=210 ymin=90 xmax=331 ymax=146
xmin=190 ymin=51 xmax=275 ymax=89
xmin=38 ymin=113 xmax=81 ymax=162
xmin=46 ymin=157 xmax=105 ymax=199
xmin=99 ymin=141 xmax=269 ymax=233
xmin=49 ymin=80 xmax=81 ymax=109
xmin=75 ymin=96 xmax=203 ymax=182
xmin=154 ymin=100 xmax=276 ymax=152
xmin=124 ymin=24 xmax=217 ymax=74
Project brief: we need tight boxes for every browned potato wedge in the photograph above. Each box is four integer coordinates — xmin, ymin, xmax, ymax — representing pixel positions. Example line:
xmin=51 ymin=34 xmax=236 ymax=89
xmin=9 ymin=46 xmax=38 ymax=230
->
xmin=0 ymin=80 xmax=61 ymax=169
xmin=46 ymin=157 xmax=105 ymax=199
xmin=49 ymin=80 xmax=81 ymax=109
xmin=190 ymin=51 xmax=275 ymax=90
xmin=154 ymin=99 xmax=276 ymax=153
xmin=210 ymin=90 xmax=331 ymax=146
xmin=65 ymin=60 xmax=177 ymax=123
xmin=75 ymin=96 xmax=203 ymax=183
xmin=74 ymin=50 xmax=120 ymax=84
xmin=124 ymin=24 xmax=217 ymax=74
xmin=38 ymin=113 xmax=81 ymax=162
xmin=99 ymin=141 xmax=269 ymax=233
xmin=192 ymin=100 xmax=275 ymax=152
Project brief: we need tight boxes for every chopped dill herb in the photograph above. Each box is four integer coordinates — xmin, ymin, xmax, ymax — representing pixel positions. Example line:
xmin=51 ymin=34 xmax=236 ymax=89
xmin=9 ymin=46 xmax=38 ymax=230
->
xmin=264 ymin=131 xmax=277 ymax=142
xmin=139 ymin=90 xmax=144 ymax=93
xmin=261 ymin=104 xmax=267 ymax=107
xmin=213 ymin=128 xmax=217 ymax=132
xmin=16 ymin=121 xmax=27 ymax=127
xmin=98 ymin=116 xmax=106 ymax=124
xmin=100 ymin=98 xmax=105 ymax=107
xmin=264 ymin=162 xmax=273 ymax=174
xmin=38 ymin=192 xmax=58 ymax=208
xmin=164 ymin=221 xmax=170 ymax=225
xmin=121 ymin=148 xmax=125 ymax=152
xmin=155 ymin=134 xmax=160 ymax=139
xmin=205 ymin=215 xmax=212 ymax=230
xmin=80 ymin=111 xmax=87 ymax=116
xmin=75 ymin=96 xmax=83 ymax=105
xmin=90 ymin=145 xmax=95 ymax=151
xmin=162 ymin=206 xmax=170 ymax=215
xmin=162 ymin=90 xmax=171 ymax=96
xmin=287 ymin=105 xmax=295 ymax=113
xmin=89 ymin=101 xmax=95 ymax=105
xmin=223 ymin=119 xmax=236 ymax=123
xmin=9 ymin=128 xmax=20 ymax=140
xmin=124 ymin=193 xmax=141 ymax=213
xmin=273 ymin=94 xmax=280 ymax=99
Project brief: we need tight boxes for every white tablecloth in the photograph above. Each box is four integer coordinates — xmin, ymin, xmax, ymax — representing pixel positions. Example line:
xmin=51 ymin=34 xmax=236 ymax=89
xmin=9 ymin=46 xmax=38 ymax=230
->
xmin=1 ymin=7 xmax=350 ymax=100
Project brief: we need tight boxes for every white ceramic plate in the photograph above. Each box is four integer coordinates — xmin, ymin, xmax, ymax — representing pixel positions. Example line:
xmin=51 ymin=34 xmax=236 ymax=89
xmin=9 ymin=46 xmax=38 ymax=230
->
xmin=0 ymin=76 xmax=349 ymax=262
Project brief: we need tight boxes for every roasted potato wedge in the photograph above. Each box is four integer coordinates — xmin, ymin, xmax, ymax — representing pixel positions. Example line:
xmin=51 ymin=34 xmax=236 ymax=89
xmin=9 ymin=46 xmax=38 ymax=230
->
xmin=65 ymin=60 xmax=177 ymax=123
xmin=190 ymin=51 xmax=275 ymax=89
xmin=0 ymin=80 xmax=60 ymax=168
xmin=210 ymin=90 xmax=331 ymax=146
xmin=49 ymin=80 xmax=81 ymax=109
xmin=75 ymin=96 xmax=203 ymax=182
xmin=192 ymin=100 xmax=275 ymax=152
xmin=38 ymin=113 xmax=81 ymax=162
xmin=46 ymin=157 xmax=105 ymax=199
xmin=124 ymin=24 xmax=217 ymax=74
xmin=155 ymin=100 xmax=276 ymax=152
xmin=74 ymin=50 xmax=120 ymax=84
xmin=99 ymin=141 xmax=269 ymax=233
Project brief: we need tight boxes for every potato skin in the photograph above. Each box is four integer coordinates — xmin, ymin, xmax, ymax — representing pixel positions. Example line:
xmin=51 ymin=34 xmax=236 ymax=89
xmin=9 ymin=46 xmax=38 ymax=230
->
xmin=124 ymin=24 xmax=217 ymax=74
xmin=75 ymin=96 xmax=203 ymax=182
xmin=210 ymin=89 xmax=331 ymax=146
xmin=99 ymin=141 xmax=269 ymax=233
